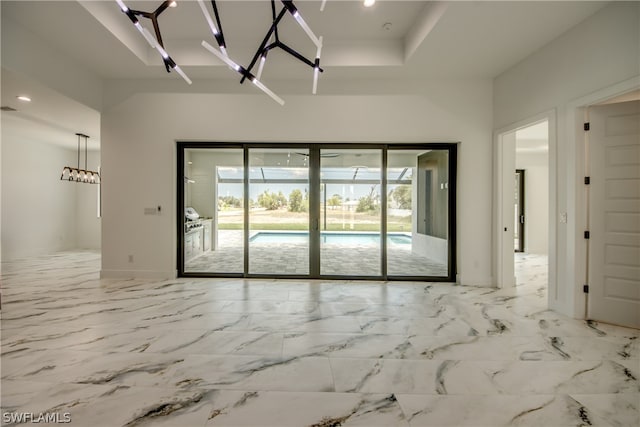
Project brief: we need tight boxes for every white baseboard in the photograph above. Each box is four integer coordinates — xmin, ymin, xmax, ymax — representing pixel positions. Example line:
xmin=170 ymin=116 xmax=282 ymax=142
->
xmin=457 ymin=275 xmax=495 ymax=287
xmin=100 ymin=269 xmax=177 ymax=280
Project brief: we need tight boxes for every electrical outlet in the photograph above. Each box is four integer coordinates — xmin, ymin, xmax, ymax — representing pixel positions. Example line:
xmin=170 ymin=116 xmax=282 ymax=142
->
xmin=144 ymin=206 xmax=162 ymax=215
xmin=128 ymin=255 xmax=134 ymax=263
xmin=560 ymin=212 xmax=568 ymax=224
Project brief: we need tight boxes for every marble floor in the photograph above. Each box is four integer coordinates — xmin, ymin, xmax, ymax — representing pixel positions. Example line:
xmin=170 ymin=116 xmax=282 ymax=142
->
xmin=1 ymin=251 xmax=638 ymax=426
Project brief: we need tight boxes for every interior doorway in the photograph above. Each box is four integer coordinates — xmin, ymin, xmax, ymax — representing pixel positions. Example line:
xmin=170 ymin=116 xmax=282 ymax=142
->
xmin=495 ymin=119 xmax=550 ymax=289
xmin=514 ymin=121 xmax=550 ymax=286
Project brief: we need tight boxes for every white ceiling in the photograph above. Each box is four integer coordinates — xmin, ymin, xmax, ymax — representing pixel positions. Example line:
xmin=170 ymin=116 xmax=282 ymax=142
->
xmin=1 ymin=1 xmax=609 ymax=148
xmin=2 ymin=0 xmax=608 ymax=80
xmin=0 ymin=69 xmax=101 ymax=149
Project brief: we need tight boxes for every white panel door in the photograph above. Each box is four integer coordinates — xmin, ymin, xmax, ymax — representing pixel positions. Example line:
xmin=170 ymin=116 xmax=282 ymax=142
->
xmin=588 ymin=100 xmax=640 ymax=328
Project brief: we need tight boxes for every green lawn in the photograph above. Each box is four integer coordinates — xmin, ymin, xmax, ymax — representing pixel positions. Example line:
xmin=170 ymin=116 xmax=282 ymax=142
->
xmin=217 ymin=208 xmax=411 ymax=232
xmin=219 ymin=223 xmax=410 ymax=232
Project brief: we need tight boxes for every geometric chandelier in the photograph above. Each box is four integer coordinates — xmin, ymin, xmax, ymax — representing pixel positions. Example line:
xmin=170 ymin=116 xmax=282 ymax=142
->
xmin=115 ymin=0 xmax=325 ymax=105
xmin=115 ymin=0 xmax=192 ymax=84
xmin=60 ymin=133 xmax=101 ymax=184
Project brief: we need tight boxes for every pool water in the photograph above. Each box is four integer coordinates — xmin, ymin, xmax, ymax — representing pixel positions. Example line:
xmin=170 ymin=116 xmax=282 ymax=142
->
xmin=249 ymin=232 xmax=411 ymax=245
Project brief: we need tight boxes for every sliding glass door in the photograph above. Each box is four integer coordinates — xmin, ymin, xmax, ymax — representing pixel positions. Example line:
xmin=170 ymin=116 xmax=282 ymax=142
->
xmin=178 ymin=143 xmax=456 ymax=281
xmin=248 ymin=148 xmax=309 ymax=275
xmin=386 ymin=149 xmax=451 ymax=277
xmin=320 ymin=149 xmax=382 ymax=277
xmin=183 ymin=148 xmax=244 ymax=274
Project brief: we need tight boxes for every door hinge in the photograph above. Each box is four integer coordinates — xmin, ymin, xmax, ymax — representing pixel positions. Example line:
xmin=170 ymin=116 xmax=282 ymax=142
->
xmin=584 ymin=231 xmax=590 ymax=239
xmin=584 ymin=122 xmax=590 ymax=131
xmin=583 ymin=284 xmax=589 ymax=294
xmin=584 ymin=176 xmax=590 ymax=185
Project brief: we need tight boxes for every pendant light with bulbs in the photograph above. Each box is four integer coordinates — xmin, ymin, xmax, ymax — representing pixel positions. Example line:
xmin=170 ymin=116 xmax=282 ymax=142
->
xmin=60 ymin=133 xmax=100 ymax=184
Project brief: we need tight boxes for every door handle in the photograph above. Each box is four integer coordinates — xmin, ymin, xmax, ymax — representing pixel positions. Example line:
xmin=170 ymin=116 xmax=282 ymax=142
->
xmin=520 ymin=215 xmax=525 ymax=224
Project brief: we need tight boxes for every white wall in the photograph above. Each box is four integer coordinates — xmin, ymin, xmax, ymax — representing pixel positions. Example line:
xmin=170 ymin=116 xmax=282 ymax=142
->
xmin=494 ymin=2 xmax=640 ymax=315
xmin=1 ymin=117 xmax=101 ymax=260
xmin=75 ymin=182 xmax=101 ymax=250
xmin=494 ymin=3 xmax=640 ymax=129
xmin=101 ymin=79 xmax=494 ymax=284
xmin=2 ymin=120 xmax=77 ymax=259
xmin=498 ymin=131 xmax=516 ymax=287
xmin=516 ymin=150 xmax=549 ymax=255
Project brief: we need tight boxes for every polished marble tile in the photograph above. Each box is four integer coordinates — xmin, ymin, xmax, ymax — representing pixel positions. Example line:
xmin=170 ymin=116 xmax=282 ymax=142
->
xmin=331 ymin=358 xmax=640 ymax=395
xmin=3 ymin=326 xmax=284 ymax=356
xmin=1 ymin=251 xmax=639 ymax=426
xmin=203 ymin=391 xmax=410 ymax=427
xmin=164 ymin=355 xmax=335 ymax=392
xmin=248 ymin=313 xmax=364 ymax=333
xmin=282 ymin=332 xmax=410 ymax=358
xmin=396 ymin=393 xmax=640 ymax=426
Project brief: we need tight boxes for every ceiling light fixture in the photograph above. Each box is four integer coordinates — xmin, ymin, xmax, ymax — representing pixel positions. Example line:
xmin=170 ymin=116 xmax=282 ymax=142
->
xmin=199 ymin=0 xmax=324 ymax=105
xmin=364 ymin=0 xmax=376 ymax=7
xmin=16 ymin=95 xmax=31 ymax=102
xmin=60 ymin=133 xmax=100 ymax=184
xmin=116 ymin=0 xmax=324 ymax=105
xmin=115 ymin=0 xmax=192 ymax=85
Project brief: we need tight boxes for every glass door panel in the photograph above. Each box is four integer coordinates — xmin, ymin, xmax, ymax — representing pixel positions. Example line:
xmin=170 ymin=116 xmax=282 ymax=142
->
xmin=387 ymin=149 xmax=449 ymax=277
xmin=320 ymin=149 xmax=382 ymax=276
xmin=249 ymin=148 xmax=309 ymax=275
xmin=180 ymin=143 xmax=455 ymax=281
xmin=184 ymin=148 xmax=244 ymax=273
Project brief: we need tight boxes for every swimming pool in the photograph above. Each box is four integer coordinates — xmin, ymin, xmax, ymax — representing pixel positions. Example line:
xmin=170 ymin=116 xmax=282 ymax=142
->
xmin=249 ymin=232 xmax=412 ymax=245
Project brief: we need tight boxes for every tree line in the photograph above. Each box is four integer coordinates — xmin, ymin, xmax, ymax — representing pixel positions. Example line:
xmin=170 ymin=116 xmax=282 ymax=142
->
xmin=219 ymin=185 xmax=411 ymax=212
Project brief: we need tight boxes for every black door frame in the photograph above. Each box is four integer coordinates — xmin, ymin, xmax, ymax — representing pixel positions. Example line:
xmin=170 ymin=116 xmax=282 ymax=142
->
xmin=177 ymin=142 xmax=457 ymax=282
xmin=515 ymin=169 xmax=525 ymax=253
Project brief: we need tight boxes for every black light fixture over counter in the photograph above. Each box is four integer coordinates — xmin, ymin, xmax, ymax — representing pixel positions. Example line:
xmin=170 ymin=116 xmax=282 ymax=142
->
xmin=115 ymin=0 xmax=326 ymax=105
xmin=60 ymin=133 xmax=100 ymax=184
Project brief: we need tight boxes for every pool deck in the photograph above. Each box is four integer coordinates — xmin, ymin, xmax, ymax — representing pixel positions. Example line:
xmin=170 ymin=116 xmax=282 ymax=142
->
xmin=186 ymin=230 xmax=448 ymax=277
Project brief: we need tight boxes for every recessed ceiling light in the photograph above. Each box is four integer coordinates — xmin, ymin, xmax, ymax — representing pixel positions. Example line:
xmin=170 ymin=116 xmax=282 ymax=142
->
xmin=16 ymin=95 xmax=31 ymax=102
xmin=364 ymin=0 xmax=376 ymax=7
xmin=169 ymin=1 xmax=177 ymax=7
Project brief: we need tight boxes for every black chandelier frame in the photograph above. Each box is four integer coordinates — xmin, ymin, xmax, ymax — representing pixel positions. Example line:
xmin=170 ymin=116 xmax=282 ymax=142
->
xmin=116 ymin=0 xmax=325 ymax=104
